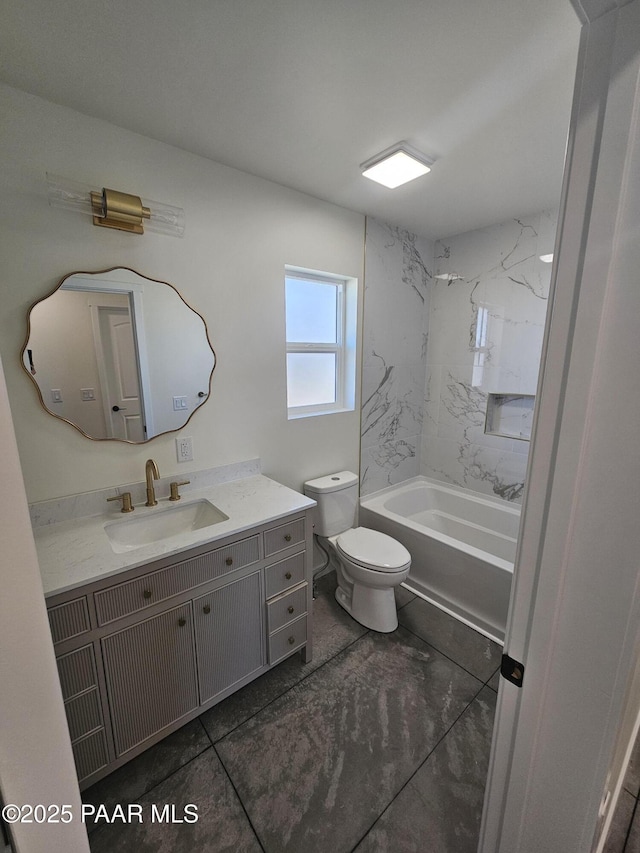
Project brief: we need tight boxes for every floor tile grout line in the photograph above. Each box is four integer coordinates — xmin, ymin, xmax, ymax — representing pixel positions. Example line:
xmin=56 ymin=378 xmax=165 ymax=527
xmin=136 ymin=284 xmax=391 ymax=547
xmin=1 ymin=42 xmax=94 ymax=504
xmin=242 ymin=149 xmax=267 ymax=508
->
xmin=347 ymin=680 xmax=490 ymax=853
xmin=622 ymin=792 xmax=640 ymax=852
xmin=213 ymin=742 xmax=267 ymax=853
xmin=86 ymin=597 xmax=368 ymax=823
xmin=83 ymin=740 xmax=214 ymax=837
xmin=397 ymin=619 xmax=494 ymax=686
xmin=484 ymin=665 xmax=501 ymax=692
xmin=89 ymin=628 xmax=486 ymax=839
xmin=204 ymin=626 xmax=372 ymax=747
xmin=88 ymin=739 xmax=267 ymax=852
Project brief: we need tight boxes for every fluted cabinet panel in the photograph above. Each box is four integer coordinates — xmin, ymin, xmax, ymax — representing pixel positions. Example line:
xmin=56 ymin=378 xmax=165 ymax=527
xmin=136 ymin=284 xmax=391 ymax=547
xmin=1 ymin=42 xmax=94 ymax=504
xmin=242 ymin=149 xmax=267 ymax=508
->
xmin=72 ymin=730 xmax=109 ymax=783
xmin=48 ymin=597 xmax=90 ymax=644
xmin=194 ymin=572 xmax=264 ymax=705
xmin=56 ymin=644 xmax=96 ymax=700
xmin=95 ymin=536 xmax=260 ymax=625
xmin=102 ymin=602 xmax=198 ymax=756
xmin=65 ymin=688 xmax=103 ymax=741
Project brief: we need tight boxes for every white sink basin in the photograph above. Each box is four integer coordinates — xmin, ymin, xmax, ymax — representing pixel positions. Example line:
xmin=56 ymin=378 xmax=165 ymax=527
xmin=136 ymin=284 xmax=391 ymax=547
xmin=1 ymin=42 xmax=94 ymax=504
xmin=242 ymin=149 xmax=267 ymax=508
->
xmin=105 ymin=499 xmax=229 ymax=553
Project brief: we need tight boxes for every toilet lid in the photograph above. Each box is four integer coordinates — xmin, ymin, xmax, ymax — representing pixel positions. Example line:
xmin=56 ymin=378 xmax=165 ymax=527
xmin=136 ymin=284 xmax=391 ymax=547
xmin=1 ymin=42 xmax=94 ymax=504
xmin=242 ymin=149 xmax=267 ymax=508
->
xmin=336 ymin=527 xmax=411 ymax=572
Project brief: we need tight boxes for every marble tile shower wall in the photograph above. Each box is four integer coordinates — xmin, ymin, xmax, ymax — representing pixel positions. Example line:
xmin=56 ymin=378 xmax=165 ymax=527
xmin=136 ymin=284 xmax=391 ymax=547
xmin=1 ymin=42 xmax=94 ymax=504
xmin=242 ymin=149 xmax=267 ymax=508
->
xmin=361 ymin=218 xmax=434 ymax=496
xmin=361 ymin=211 xmax=557 ymax=503
xmin=421 ymin=210 xmax=557 ymax=501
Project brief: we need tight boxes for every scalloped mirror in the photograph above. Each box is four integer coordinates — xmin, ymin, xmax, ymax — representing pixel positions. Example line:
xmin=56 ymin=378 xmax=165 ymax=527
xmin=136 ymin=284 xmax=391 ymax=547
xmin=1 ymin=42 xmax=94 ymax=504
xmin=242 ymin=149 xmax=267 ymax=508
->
xmin=21 ymin=268 xmax=216 ymax=443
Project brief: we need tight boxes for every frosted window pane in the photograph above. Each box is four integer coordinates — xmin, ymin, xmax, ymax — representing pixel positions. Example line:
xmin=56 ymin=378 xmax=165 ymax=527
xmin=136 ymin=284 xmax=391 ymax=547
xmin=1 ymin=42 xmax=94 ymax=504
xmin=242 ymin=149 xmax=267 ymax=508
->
xmin=286 ymin=279 xmax=337 ymax=343
xmin=287 ymin=353 xmax=336 ymax=407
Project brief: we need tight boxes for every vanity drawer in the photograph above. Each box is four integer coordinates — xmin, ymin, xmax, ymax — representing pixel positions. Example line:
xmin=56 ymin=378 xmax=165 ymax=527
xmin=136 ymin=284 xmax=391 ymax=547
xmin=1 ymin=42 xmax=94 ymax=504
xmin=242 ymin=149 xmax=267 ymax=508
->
xmin=95 ymin=535 xmax=260 ymax=625
xmin=264 ymin=552 xmax=305 ymax=599
xmin=56 ymin=645 xmax=97 ymax=700
xmin=72 ymin=729 xmax=109 ymax=784
xmin=48 ymin=597 xmax=91 ymax=645
xmin=268 ymin=615 xmax=307 ymax=665
xmin=264 ymin=518 xmax=306 ymax=557
xmin=267 ymin=583 xmax=307 ymax=634
xmin=65 ymin=688 xmax=103 ymax=742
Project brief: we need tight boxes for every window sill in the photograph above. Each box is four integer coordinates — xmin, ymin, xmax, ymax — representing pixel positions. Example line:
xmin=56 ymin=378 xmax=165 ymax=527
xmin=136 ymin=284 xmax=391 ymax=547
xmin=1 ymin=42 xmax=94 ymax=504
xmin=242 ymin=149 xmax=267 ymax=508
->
xmin=287 ymin=405 xmax=354 ymax=420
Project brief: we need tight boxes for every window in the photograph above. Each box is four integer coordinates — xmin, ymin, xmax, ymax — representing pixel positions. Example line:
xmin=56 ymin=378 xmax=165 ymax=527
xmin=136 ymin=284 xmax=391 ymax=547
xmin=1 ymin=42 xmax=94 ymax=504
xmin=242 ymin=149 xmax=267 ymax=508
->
xmin=285 ymin=267 xmax=357 ymax=418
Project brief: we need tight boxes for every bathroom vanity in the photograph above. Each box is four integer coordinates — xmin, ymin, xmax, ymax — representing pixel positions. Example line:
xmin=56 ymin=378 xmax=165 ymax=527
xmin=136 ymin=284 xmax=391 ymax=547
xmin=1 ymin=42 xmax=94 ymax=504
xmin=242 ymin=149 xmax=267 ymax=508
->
xmin=34 ymin=467 xmax=315 ymax=789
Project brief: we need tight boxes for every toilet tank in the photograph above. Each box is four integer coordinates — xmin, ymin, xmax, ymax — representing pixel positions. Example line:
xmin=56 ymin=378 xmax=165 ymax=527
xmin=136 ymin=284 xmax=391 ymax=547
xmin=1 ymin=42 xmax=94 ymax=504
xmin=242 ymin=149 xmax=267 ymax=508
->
xmin=303 ymin=471 xmax=360 ymax=537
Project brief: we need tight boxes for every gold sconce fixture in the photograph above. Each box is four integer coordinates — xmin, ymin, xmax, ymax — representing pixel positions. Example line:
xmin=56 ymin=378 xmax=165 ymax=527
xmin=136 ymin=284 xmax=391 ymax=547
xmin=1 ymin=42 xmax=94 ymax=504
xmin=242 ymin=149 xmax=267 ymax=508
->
xmin=90 ymin=188 xmax=150 ymax=234
xmin=47 ymin=173 xmax=185 ymax=237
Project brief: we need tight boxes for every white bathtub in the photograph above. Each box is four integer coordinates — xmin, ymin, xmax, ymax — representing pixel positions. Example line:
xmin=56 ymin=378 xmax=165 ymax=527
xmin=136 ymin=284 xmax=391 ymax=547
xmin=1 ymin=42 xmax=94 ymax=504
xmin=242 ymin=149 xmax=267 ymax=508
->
xmin=359 ymin=476 xmax=520 ymax=643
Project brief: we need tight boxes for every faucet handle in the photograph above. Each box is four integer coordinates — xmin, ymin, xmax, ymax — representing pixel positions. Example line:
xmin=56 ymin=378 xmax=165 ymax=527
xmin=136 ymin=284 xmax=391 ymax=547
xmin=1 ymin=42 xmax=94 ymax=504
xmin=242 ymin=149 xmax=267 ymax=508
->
xmin=107 ymin=492 xmax=134 ymax=513
xmin=169 ymin=480 xmax=190 ymax=501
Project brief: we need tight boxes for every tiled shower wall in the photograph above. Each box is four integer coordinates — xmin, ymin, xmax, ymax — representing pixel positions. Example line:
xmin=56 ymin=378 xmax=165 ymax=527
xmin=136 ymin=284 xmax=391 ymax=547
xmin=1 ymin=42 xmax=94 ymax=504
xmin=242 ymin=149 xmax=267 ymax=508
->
xmin=361 ymin=211 xmax=557 ymax=501
xmin=360 ymin=219 xmax=434 ymax=495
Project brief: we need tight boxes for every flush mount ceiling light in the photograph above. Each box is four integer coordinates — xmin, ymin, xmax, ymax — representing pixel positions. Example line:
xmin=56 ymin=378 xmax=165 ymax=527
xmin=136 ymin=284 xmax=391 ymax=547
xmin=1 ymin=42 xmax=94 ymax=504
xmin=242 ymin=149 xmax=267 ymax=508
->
xmin=360 ymin=142 xmax=436 ymax=189
xmin=539 ymin=253 xmax=554 ymax=263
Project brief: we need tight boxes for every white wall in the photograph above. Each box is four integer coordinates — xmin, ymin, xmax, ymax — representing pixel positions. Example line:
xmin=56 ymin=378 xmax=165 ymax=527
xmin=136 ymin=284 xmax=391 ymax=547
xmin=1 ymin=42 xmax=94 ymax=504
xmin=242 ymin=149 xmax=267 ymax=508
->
xmin=0 ymin=84 xmax=364 ymax=502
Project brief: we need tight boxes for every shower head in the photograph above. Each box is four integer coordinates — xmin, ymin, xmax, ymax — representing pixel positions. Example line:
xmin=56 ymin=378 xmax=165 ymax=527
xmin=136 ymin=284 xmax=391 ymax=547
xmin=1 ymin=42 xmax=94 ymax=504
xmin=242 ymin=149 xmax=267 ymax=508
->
xmin=434 ymin=273 xmax=464 ymax=282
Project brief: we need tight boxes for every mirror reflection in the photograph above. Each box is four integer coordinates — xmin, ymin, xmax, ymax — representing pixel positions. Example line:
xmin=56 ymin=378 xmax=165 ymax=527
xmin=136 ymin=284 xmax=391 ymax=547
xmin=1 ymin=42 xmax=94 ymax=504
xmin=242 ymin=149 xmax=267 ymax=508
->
xmin=22 ymin=268 xmax=216 ymax=442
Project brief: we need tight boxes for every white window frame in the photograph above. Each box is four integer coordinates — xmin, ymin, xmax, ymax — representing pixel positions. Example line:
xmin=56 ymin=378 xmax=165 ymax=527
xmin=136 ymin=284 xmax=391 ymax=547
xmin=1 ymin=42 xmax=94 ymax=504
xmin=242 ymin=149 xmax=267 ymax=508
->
xmin=285 ymin=266 xmax=357 ymax=419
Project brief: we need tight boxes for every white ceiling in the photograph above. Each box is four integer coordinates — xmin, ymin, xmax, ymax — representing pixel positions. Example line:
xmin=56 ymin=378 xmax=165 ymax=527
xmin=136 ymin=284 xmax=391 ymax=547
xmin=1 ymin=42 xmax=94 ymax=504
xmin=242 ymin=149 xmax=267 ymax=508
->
xmin=0 ymin=0 xmax=581 ymax=240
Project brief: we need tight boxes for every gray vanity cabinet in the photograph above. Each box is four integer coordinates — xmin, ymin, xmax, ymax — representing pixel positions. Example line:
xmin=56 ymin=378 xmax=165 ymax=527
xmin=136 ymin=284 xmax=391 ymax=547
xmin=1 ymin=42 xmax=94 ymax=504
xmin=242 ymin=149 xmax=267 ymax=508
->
xmin=101 ymin=601 xmax=199 ymax=757
xmin=45 ymin=508 xmax=313 ymax=789
xmin=194 ymin=571 xmax=264 ymax=705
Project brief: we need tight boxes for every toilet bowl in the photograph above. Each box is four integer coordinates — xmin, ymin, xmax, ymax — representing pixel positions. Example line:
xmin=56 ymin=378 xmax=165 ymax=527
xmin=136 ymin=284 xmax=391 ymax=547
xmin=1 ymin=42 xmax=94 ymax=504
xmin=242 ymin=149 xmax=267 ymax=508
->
xmin=304 ymin=472 xmax=411 ymax=633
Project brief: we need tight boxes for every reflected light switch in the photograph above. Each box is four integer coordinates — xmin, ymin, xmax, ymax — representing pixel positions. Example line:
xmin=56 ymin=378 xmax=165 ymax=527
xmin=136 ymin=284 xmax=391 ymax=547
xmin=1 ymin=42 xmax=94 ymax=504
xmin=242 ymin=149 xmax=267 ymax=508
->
xmin=173 ymin=396 xmax=188 ymax=411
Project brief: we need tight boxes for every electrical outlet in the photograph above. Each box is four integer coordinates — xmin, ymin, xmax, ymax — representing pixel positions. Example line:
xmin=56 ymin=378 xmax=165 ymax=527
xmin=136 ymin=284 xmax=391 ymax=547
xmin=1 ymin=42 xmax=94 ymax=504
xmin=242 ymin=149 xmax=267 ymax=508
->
xmin=176 ymin=436 xmax=193 ymax=462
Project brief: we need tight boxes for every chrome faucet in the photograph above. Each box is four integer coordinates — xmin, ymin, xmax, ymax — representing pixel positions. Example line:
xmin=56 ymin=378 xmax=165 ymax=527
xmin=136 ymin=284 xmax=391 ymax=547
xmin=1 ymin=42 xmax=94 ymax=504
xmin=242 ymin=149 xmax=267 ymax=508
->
xmin=145 ymin=459 xmax=160 ymax=506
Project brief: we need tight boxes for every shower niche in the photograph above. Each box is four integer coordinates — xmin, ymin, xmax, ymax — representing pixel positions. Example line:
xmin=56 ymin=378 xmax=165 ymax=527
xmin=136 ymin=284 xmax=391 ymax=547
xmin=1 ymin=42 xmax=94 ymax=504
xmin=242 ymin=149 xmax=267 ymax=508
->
xmin=485 ymin=393 xmax=535 ymax=442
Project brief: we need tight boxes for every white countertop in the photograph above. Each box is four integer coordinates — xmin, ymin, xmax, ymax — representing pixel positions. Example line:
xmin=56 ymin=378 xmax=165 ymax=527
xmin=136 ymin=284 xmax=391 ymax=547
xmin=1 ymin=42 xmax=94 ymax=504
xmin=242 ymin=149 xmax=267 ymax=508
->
xmin=35 ymin=475 xmax=316 ymax=598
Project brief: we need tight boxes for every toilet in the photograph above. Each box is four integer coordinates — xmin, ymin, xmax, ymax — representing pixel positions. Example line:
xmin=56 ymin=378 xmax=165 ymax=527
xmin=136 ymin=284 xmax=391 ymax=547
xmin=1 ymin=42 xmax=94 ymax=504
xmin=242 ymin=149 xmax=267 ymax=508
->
xmin=304 ymin=471 xmax=411 ymax=633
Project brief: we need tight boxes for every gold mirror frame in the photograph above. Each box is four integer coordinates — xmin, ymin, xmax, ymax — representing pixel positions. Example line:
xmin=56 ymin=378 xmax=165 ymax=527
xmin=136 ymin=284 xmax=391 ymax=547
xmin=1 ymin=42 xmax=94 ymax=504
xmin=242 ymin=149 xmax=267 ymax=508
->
xmin=21 ymin=267 xmax=216 ymax=443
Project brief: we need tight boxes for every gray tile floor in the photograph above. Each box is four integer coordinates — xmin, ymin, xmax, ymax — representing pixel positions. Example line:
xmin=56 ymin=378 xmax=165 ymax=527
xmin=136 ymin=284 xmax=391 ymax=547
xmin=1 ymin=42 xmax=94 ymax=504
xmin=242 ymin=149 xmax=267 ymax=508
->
xmin=605 ymin=733 xmax=640 ymax=853
xmin=84 ymin=573 xmax=501 ymax=852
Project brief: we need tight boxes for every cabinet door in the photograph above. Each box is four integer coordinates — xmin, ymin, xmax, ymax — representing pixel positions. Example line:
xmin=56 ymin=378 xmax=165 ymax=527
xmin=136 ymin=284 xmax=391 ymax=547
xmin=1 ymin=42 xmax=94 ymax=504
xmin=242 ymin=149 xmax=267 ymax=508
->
xmin=102 ymin=602 xmax=198 ymax=756
xmin=194 ymin=571 xmax=264 ymax=705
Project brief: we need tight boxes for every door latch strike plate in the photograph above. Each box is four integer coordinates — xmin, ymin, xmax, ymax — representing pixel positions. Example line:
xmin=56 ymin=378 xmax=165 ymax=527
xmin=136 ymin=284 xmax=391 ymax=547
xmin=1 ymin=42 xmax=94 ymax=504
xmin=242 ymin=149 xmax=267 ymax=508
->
xmin=501 ymin=653 xmax=525 ymax=687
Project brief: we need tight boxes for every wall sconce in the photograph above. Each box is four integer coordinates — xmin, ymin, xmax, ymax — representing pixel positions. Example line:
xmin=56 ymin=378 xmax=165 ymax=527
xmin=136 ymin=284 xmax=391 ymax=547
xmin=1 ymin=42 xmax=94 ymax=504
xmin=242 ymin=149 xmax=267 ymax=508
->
xmin=360 ymin=142 xmax=436 ymax=189
xmin=46 ymin=173 xmax=185 ymax=237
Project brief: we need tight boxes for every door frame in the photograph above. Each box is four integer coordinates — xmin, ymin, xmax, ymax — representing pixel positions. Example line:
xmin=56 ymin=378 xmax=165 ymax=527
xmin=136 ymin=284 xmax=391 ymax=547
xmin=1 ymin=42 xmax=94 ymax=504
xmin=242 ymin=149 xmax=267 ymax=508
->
xmin=63 ymin=274 xmax=155 ymax=438
xmin=480 ymin=1 xmax=640 ymax=850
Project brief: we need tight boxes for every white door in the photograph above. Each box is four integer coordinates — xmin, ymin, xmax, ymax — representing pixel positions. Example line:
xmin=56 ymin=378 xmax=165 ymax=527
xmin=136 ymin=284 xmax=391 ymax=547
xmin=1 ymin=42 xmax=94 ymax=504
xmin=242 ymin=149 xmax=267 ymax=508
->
xmin=99 ymin=307 xmax=145 ymax=441
xmin=480 ymin=2 xmax=640 ymax=850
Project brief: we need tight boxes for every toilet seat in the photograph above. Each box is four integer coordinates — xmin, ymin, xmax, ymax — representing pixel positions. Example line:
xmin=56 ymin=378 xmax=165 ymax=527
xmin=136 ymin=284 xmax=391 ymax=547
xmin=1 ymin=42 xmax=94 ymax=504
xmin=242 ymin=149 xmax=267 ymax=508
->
xmin=336 ymin=527 xmax=410 ymax=573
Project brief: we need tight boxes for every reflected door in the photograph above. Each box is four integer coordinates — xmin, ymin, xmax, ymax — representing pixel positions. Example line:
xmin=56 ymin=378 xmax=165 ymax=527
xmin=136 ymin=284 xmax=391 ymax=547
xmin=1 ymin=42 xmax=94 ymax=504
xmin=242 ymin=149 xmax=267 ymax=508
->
xmin=98 ymin=307 xmax=144 ymax=441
